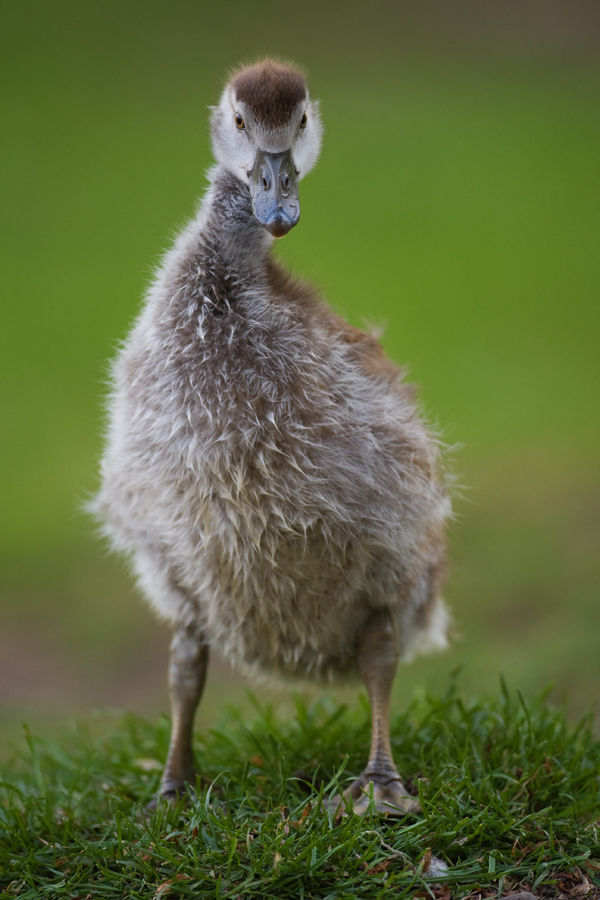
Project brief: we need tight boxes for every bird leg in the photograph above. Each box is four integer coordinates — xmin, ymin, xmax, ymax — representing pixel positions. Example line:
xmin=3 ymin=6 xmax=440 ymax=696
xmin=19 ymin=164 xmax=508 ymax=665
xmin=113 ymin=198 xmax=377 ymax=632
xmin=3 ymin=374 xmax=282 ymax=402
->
xmin=158 ymin=620 xmax=209 ymax=803
xmin=330 ymin=609 xmax=420 ymax=816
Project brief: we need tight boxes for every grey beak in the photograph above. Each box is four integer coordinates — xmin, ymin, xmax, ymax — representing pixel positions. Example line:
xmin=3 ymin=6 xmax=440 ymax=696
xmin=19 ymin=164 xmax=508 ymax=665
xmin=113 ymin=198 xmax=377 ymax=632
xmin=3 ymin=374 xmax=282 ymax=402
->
xmin=249 ymin=149 xmax=300 ymax=238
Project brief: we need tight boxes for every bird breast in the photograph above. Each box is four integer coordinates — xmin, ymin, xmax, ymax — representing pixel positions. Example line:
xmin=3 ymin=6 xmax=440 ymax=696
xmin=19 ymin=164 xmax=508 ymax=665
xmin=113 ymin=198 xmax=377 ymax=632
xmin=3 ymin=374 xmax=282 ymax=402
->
xmin=98 ymin=196 xmax=446 ymax=678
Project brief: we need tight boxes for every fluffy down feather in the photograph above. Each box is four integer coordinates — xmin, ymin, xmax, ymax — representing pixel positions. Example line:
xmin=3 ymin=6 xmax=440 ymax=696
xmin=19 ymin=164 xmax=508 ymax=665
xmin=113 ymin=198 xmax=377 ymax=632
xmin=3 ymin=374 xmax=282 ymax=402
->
xmin=94 ymin=71 xmax=451 ymax=684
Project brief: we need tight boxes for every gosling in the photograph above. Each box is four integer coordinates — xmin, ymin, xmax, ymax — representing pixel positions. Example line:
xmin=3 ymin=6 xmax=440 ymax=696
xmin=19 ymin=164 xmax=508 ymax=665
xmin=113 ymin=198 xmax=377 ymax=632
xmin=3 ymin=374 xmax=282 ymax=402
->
xmin=94 ymin=59 xmax=451 ymax=815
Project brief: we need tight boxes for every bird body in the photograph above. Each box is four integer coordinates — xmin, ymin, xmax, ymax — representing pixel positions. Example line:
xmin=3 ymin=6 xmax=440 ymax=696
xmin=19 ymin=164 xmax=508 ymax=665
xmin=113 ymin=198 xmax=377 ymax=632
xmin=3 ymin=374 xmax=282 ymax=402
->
xmin=94 ymin=60 xmax=451 ymax=813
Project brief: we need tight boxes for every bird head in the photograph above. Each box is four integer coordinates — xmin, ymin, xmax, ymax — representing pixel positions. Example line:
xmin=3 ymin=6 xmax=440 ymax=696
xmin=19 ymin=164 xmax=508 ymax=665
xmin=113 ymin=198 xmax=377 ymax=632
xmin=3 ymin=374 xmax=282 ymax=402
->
xmin=211 ymin=59 xmax=322 ymax=238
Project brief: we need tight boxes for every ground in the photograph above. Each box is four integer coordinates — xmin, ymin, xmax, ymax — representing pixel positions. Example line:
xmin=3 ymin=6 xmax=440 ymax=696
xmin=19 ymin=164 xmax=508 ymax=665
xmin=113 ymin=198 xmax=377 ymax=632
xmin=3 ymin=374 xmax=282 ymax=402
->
xmin=1 ymin=683 xmax=599 ymax=899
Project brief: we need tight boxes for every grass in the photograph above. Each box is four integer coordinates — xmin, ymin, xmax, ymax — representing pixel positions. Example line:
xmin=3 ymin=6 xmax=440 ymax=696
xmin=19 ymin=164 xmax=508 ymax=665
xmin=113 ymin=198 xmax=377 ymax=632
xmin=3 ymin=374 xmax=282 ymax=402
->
xmin=2 ymin=681 xmax=600 ymax=899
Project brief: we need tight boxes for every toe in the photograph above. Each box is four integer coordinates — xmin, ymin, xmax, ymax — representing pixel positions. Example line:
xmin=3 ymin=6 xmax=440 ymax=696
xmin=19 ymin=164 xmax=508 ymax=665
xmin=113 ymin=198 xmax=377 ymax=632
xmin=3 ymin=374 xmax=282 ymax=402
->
xmin=328 ymin=776 xmax=421 ymax=817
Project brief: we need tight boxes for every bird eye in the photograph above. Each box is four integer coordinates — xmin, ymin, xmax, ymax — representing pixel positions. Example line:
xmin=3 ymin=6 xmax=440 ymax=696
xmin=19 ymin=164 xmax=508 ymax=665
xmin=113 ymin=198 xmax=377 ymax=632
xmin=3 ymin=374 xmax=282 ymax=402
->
xmin=300 ymin=112 xmax=307 ymax=129
xmin=235 ymin=113 xmax=245 ymax=130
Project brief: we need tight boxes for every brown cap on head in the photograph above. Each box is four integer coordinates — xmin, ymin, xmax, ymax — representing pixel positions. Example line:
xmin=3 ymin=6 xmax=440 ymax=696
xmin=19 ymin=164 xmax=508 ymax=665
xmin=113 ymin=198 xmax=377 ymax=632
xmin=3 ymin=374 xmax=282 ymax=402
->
xmin=231 ymin=60 xmax=307 ymax=129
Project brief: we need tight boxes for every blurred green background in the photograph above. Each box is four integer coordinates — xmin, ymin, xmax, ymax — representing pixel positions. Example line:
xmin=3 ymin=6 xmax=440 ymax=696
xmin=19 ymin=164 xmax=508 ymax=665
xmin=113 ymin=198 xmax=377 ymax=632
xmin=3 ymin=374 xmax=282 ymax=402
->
xmin=1 ymin=0 xmax=599 ymax=755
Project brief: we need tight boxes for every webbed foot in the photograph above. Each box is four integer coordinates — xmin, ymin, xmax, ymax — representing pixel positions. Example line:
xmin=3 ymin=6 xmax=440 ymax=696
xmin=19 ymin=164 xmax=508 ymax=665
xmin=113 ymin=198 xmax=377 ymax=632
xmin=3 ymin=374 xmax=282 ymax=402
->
xmin=146 ymin=776 xmax=196 ymax=810
xmin=329 ymin=771 xmax=421 ymax=817
xmin=146 ymin=770 xmax=222 ymax=810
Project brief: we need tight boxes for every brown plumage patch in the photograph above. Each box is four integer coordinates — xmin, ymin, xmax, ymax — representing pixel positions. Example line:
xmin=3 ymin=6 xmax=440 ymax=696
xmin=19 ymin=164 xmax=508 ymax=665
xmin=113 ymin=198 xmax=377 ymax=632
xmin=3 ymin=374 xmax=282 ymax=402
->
xmin=232 ymin=60 xmax=307 ymax=128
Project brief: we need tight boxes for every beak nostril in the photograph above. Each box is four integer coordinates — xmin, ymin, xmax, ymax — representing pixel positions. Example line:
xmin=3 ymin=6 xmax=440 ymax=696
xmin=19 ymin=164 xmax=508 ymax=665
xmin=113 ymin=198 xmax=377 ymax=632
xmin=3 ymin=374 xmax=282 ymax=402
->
xmin=250 ymin=150 xmax=300 ymax=234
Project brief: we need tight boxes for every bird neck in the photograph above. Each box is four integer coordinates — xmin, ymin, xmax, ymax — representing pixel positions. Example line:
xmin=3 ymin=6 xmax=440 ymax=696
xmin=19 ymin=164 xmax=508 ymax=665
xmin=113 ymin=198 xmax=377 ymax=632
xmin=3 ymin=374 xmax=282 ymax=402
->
xmin=205 ymin=166 xmax=273 ymax=273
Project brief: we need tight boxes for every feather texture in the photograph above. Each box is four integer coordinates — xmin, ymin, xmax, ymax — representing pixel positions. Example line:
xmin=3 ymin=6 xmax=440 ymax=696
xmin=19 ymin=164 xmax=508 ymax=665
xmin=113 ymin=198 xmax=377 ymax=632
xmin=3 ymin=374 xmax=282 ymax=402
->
xmin=93 ymin=73 xmax=451 ymax=685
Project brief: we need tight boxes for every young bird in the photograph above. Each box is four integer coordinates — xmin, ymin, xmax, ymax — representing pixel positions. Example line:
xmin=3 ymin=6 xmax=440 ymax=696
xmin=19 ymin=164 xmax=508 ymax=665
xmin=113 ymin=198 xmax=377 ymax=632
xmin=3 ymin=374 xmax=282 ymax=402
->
xmin=94 ymin=59 xmax=451 ymax=815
